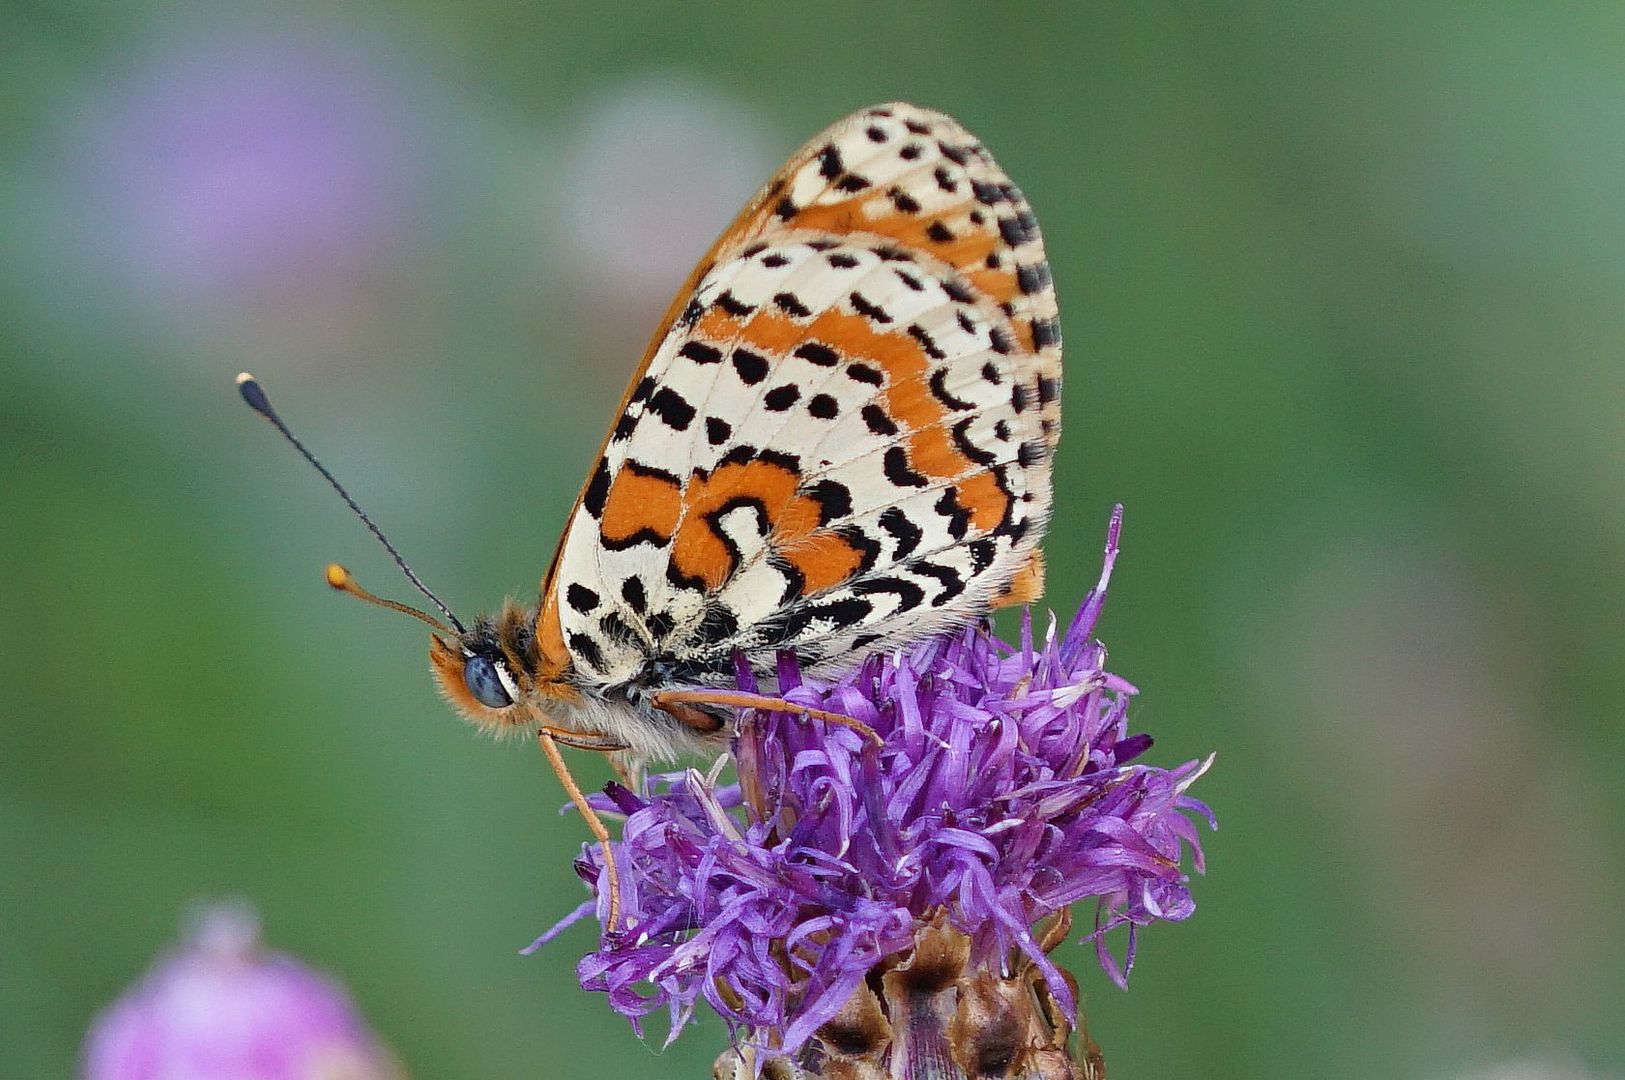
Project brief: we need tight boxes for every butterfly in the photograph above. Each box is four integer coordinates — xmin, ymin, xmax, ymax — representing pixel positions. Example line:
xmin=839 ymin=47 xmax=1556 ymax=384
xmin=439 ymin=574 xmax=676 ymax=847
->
xmin=241 ymin=102 xmax=1062 ymax=923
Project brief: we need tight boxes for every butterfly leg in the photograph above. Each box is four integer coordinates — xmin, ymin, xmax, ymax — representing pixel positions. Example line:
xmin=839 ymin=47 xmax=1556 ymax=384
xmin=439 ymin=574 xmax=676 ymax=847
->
xmin=650 ymin=689 xmax=883 ymax=747
xmin=531 ymin=720 xmax=624 ymax=931
xmin=527 ymin=726 xmax=639 ymax=788
xmin=539 ymin=728 xmax=631 ymax=754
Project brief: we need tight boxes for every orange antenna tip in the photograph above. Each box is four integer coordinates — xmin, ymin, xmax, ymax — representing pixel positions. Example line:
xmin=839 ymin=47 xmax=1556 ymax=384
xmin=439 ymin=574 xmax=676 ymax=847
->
xmin=324 ymin=563 xmax=454 ymax=636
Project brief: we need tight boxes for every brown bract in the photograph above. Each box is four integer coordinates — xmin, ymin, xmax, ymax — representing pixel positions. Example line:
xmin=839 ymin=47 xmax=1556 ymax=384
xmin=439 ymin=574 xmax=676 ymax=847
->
xmin=713 ymin=917 xmax=1103 ymax=1080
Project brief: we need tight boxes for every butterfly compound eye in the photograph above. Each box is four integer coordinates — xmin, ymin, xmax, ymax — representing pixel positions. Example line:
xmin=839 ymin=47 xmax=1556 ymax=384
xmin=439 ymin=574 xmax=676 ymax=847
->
xmin=463 ymin=654 xmax=513 ymax=709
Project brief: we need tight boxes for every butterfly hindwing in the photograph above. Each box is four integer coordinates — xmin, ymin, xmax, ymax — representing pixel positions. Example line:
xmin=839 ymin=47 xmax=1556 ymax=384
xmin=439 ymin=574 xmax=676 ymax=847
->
xmin=540 ymin=102 xmax=1062 ymax=689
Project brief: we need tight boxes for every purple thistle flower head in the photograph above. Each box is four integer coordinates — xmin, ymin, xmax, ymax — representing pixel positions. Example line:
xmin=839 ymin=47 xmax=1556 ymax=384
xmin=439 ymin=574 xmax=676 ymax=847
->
xmin=540 ymin=508 xmax=1214 ymax=1061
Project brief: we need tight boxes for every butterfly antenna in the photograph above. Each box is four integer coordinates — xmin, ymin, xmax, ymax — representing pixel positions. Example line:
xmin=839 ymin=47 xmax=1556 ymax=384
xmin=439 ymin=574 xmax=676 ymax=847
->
xmin=236 ymin=372 xmax=467 ymax=636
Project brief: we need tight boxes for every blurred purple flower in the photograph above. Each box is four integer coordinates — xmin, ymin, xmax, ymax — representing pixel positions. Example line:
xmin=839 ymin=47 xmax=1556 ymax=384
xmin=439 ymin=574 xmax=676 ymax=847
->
xmin=81 ymin=905 xmax=403 ymax=1080
xmin=61 ymin=18 xmax=428 ymax=312
xmin=541 ymin=508 xmax=1214 ymax=1058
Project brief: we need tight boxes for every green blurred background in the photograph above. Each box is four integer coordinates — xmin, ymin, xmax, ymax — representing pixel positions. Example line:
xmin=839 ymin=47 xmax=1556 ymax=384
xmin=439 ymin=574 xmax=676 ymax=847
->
xmin=5 ymin=4 xmax=1623 ymax=1077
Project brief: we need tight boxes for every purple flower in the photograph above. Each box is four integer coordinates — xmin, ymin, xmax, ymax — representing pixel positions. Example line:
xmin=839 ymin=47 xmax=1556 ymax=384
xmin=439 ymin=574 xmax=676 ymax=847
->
xmin=81 ymin=905 xmax=404 ymax=1080
xmin=52 ymin=17 xmax=431 ymax=316
xmin=541 ymin=508 xmax=1215 ymax=1061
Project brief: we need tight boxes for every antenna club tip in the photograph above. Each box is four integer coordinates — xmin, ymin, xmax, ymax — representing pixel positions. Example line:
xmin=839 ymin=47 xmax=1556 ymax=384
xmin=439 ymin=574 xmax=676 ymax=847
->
xmin=325 ymin=564 xmax=352 ymax=590
xmin=236 ymin=372 xmax=275 ymax=418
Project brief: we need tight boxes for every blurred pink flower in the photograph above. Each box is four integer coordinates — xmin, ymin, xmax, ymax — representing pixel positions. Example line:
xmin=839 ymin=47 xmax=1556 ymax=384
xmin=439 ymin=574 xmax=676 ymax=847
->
xmin=81 ymin=905 xmax=403 ymax=1080
xmin=58 ymin=17 xmax=432 ymax=316
xmin=550 ymin=76 xmax=780 ymax=365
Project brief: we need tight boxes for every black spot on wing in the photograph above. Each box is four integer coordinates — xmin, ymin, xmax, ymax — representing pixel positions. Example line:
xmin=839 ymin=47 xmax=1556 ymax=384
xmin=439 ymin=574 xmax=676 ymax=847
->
xmin=879 ymin=506 xmax=922 ymax=559
xmin=818 ymin=142 xmax=843 ymax=179
xmin=679 ymin=340 xmax=722 ymax=364
xmin=838 ymin=525 xmax=883 ymax=577
xmin=883 ymin=447 xmax=928 ymax=488
xmin=620 ymin=576 xmax=647 ymax=615
xmin=846 ymin=362 xmax=883 ymax=386
xmin=968 ymin=539 xmax=997 ymax=575
xmin=644 ymin=609 xmax=675 ymax=642
xmin=911 ymin=560 xmax=966 ymax=606
xmin=778 ymin=596 xmax=874 ymax=641
xmin=646 ymin=386 xmax=696 ymax=430
xmin=715 ymin=290 xmax=754 ymax=317
xmin=929 ymin=368 xmax=975 ymax=411
xmin=566 ymin=583 xmax=600 ymax=614
xmin=934 ymin=487 xmax=971 ymax=540
xmin=567 ymin=631 xmax=606 ymax=673
xmin=774 ymin=292 xmax=812 ymax=318
xmin=849 ymin=291 xmax=892 ymax=323
xmin=888 ymin=188 xmax=921 ymax=214
xmin=907 ymin=323 xmax=945 ymax=360
xmin=804 ymin=479 xmax=852 ymax=525
xmin=763 ymin=384 xmax=801 ymax=412
xmin=861 ymin=403 xmax=898 ymax=436
xmin=952 ymin=417 xmax=997 ymax=466
xmin=583 ymin=458 xmax=611 ymax=518
xmin=850 ymin=576 xmax=926 ymax=613
xmin=597 ymin=611 xmax=638 ymax=649
xmin=972 ymin=180 xmax=1007 ymax=205
xmin=732 ymin=348 xmax=769 ymax=385
xmin=758 ymin=447 xmax=802 ymax=473
xmin=769 ymin=552 xmax=806 ymax=607
xmin=1016 ymin=262 xmax=1052 ymax=295
xmin=795 ymin=342 xmax=839 ymax=367
xmin=693 ymin=603 xmax=740 ymax=645
xmin=998 ymin=211 xmax=1039 ymax=247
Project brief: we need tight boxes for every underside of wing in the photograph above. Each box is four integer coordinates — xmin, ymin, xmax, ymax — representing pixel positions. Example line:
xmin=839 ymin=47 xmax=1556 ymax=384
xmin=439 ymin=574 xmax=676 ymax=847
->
xmin=538 ymin=103 xmax=1064 ymax=688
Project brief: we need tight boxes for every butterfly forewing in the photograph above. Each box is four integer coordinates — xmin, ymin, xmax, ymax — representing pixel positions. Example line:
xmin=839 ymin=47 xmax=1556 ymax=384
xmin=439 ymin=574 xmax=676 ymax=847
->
xmin=542 ymin=102 xmax=1063 ymax=689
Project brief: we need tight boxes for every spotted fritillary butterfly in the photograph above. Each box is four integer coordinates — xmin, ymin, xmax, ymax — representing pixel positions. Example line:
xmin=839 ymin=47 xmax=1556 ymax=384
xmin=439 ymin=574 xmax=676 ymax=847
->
xmin=242 ymin=102 xmax=1062 ymax=920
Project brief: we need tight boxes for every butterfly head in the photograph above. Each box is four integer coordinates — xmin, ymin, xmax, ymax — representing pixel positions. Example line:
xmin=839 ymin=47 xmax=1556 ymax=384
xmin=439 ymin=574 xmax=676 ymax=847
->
xmin=425 ymin=599 xmax=545 ymax=733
